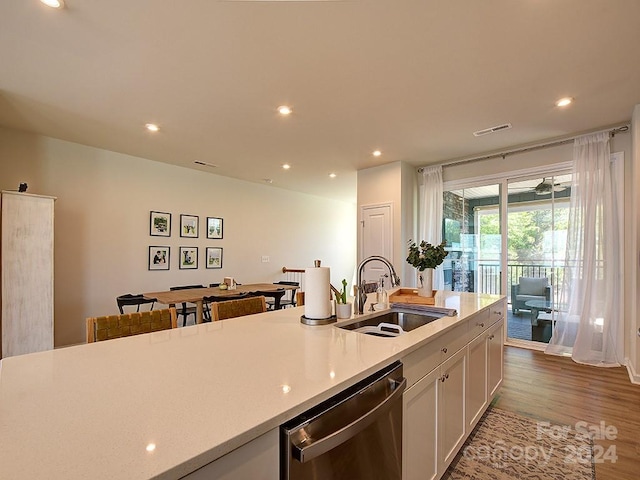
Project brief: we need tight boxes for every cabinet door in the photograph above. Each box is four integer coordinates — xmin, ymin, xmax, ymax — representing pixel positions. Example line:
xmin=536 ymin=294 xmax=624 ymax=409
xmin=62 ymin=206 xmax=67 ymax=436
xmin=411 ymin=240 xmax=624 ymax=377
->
xmin=403 ymin=367 xmax=439 ymax=480
xmin=1 ymin=192 xmax=55 ymax=358
xmin=487 ymin=318 xmax=504 ymax=398
xmin=466 ymin=333 xmax=488 ymax=430
xmin=438 ymin=347 xmax=467 ymax=474
xmin=182 ymin=429 xmax=278 ymax=479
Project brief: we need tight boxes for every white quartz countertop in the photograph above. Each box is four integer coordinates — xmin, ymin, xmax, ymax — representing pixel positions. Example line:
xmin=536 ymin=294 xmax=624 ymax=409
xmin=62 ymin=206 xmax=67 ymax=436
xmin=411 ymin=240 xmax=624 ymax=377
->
xmin=0 ymin=290 xmax=501 ymax=479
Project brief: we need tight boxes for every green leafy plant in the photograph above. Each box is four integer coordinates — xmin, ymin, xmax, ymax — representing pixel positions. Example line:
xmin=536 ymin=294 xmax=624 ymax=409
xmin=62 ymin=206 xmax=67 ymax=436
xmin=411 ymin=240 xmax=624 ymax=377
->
xmin=406 ymin=240 xmax=448 ymax=271
xmin=336 ymin=279 xmax=348 ymax=304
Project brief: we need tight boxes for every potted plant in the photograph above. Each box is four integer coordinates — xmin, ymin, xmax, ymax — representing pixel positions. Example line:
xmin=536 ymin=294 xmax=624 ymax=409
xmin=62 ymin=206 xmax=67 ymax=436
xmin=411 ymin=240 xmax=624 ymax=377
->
xmin=406 ymin=240 xmax=448 ymax=296
xmin=335 ymin=279 xmax=352 ymax=319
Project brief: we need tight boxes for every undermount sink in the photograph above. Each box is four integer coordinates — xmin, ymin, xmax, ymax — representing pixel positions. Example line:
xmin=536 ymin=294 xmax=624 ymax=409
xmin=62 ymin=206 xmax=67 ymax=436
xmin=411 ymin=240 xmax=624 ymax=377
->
xmin=337 ymin=309 xmax=444 ymax=337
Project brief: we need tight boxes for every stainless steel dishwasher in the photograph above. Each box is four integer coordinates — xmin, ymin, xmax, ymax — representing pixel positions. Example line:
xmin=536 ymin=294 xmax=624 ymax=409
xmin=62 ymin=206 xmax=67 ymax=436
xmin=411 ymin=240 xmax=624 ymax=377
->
xmin=280 ymin=361 xmax=406 ymax=480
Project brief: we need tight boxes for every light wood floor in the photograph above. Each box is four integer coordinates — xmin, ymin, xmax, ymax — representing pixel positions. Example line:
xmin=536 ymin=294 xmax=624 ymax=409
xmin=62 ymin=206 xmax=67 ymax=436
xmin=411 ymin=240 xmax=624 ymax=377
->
xmin=493 ymin=346 xmax=640 ymax=480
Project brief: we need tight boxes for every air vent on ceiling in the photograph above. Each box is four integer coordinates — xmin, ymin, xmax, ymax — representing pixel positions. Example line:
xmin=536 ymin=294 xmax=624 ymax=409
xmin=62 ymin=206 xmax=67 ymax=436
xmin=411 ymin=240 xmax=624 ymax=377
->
xmin=194 ymin=161 xmax=218 ymax=168
xmin=473 ymin=123 xmax=512 ymax=137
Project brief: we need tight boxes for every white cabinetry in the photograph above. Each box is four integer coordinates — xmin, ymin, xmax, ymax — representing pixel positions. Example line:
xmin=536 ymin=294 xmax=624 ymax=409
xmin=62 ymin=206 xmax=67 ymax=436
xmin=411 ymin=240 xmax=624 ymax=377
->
xmin=403 ymin=299 xmax=505 ymax=480
xmin=438 ymin=347 xmax=467 ymax=472
xmin=466 ymin=331 xmax=488 ymax=429
xmin=487 ymin=318 xmax=504 ymax=398
xmin=1 ymin=191 xmax=55 ymax=358
xmin=181 ymin=429 xmax=278 ymax=479
xmin=403 ymin=367 xmax=439 ymax=480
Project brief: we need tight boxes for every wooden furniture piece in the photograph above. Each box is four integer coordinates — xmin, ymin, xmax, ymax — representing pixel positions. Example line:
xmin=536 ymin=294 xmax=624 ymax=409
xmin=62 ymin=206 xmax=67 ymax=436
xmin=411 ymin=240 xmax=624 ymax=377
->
xmin=170 ymin=284 xmax=205 ymax=327
xmin=260 ymin=288 xmax=287 ymax=310
xmin=86 ymin=307 xmax=177 ymax=343
xmin=211 ymin=296 xmax=267 ymax=321
xmin=1 ymin=191 xmax=55 ymax=358
xmin=143 ymin=283 xmax=298 ymax=325
xmin=116 ymin=293 xmax=156 ymax=314
xmin=202 ymin=292 xmax=250 ymax=321
xmin=273 ymin=281 xmax=299 ymax=308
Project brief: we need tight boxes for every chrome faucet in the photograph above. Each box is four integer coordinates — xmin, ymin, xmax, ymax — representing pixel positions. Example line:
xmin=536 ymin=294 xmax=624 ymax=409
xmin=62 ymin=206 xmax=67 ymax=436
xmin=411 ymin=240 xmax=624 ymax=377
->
xmin=355 ymin=256 xmax=401 ymax=314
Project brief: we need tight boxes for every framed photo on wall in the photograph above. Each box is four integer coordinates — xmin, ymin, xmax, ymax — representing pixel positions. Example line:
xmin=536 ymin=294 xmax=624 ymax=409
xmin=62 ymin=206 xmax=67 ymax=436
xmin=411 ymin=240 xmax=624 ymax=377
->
xmin=207 ymin=217 xmax=223 ymax=239
xmin=149 ymin=246 xmax=170 ymax=270
xmin=150 ymin=211 xmax=171 ymax=237
xmin=180 ymin=214 xmax=199 ymax=238
xmin=179 ymin=246 xmax=198 ymax=269
xmin=206 ymin=247 xmax=223 ymax=269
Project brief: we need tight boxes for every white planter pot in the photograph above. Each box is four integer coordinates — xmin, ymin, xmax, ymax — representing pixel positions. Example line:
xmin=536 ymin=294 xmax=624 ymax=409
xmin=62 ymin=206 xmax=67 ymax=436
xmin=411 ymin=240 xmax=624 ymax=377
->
xmin=336 ymin=303 xmax=353 ymax=319
xmin=417 ymin=268 xmax=434 ymax=297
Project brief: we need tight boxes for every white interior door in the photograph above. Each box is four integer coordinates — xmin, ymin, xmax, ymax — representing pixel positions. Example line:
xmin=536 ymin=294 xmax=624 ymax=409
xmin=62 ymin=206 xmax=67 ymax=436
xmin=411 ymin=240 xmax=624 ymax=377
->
xmin=360 ymin=203 xmax=392 ymax=283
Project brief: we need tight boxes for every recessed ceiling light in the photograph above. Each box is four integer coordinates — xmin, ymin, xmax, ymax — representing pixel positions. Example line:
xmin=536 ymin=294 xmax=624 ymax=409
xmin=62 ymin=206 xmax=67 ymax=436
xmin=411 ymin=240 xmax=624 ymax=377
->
xmin=277 ymin=106 xmax=292 ymax=116
xmin=40 ymin=0 xmax=64 ymax=8
xmin=555 ymin=97 xmax=573 ymax=107
xmin=282 ymin=164 xmax=291 ymax=170
xmin=145 ymin=123 xmax=159 ymax=132
xmin=372 ymin=150 xmax=382 ymax=157
xmin=329 ymin=173 xmax=337 ymax=178
xmin=145 ymin=443 xmax=156 ymax=453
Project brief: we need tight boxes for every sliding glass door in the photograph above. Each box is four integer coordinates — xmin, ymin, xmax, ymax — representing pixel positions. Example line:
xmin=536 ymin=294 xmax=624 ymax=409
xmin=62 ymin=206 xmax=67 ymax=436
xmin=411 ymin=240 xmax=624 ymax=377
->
xmin=442 ymin=184 xmax=502 ymax=295
xmin=443 ymin=170 xmax=571 ymax=346
xmin=506 ymin=173 xmax=571 ymax=344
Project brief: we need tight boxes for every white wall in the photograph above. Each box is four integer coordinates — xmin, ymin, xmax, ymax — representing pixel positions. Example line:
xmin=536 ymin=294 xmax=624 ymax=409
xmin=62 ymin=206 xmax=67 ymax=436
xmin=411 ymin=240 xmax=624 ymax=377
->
xmin=0 ymin=127 xmax=357 ymax=347
xmin=357 ymin=161 xmax=416 ymax=286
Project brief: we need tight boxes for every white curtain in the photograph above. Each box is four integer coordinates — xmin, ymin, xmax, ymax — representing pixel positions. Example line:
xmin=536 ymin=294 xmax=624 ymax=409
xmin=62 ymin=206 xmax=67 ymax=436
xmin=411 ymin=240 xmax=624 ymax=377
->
xmin=418 ymin=165 xmax=444 ymax=289
xmin=546 ymin=132 xmax=624 ymax=366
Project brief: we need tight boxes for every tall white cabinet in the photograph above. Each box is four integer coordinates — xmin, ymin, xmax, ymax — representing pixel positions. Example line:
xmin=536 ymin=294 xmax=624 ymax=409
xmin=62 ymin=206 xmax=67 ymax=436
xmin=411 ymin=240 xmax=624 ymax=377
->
xmin=1 ymin=191 xmax=55 ymax=358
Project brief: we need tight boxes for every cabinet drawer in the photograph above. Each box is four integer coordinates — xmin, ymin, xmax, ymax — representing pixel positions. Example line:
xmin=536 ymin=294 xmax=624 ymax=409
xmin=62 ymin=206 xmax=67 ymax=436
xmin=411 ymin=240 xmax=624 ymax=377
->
xmin=403 ymin=321 xmax=468 ymax=388
xmin=438 ymin=322 xmax=469 ymax=363
xmin=404 ymin=341 xmax=442 ymax=388
xmin=490 ymin=300 xmax=506 ymax=320
xmin=467 ymin=308 xmax=491 ymax=339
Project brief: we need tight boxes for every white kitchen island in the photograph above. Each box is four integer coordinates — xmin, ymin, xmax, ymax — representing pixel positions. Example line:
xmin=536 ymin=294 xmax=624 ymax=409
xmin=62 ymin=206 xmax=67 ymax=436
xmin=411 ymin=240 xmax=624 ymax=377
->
xmin=0 ymin=291 xmax=504 ymax=479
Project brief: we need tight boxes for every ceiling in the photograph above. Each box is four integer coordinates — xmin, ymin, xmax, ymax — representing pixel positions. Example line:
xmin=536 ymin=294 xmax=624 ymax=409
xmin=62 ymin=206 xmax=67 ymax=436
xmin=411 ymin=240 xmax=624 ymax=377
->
xmin=1 ymin=1 xmax=639 ymax=203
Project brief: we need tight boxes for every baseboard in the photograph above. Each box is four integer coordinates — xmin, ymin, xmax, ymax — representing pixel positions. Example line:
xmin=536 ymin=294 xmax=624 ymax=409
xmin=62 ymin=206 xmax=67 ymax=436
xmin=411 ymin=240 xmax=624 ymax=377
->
xmin=626 ymin=360 xmax=640 ymax=385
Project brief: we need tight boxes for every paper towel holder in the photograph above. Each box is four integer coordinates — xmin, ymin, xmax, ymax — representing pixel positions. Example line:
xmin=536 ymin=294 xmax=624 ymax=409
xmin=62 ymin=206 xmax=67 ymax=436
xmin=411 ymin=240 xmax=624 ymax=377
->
xmin=300 ymin=314 xmax=337 ymax=326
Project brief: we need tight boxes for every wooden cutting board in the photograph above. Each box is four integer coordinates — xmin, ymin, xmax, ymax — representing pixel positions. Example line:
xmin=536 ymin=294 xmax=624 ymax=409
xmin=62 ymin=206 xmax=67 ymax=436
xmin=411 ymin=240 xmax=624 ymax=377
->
xmin=389 ymin=288 xmax=436 ymax=305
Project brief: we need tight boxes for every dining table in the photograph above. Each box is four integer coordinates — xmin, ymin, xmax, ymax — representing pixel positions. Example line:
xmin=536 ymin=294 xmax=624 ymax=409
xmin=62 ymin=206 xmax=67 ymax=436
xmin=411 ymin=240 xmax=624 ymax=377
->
xmin=142 ymin=283 xmax=298 ymax=324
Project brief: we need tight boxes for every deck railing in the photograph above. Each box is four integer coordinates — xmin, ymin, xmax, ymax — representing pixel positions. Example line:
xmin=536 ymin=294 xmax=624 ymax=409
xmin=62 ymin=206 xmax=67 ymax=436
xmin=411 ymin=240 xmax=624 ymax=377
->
xmin=448 ymin=260 xmax=567 ymax=304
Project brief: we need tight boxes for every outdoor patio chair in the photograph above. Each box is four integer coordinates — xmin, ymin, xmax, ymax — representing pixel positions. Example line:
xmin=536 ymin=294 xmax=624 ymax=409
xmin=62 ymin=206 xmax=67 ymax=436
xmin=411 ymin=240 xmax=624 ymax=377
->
xmin=511 ymin=277 xmax=551 ymax=315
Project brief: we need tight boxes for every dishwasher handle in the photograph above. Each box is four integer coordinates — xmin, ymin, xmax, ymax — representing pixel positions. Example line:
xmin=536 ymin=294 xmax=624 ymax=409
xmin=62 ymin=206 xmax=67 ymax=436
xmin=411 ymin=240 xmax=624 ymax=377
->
xmin=292 ymin=377 xmax=406 ymax=463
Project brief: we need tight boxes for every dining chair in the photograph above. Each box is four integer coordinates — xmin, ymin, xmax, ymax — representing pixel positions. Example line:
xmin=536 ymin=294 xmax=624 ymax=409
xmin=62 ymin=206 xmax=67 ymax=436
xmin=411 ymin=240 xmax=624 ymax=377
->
xmin=86 ymin=307 xmax=177 ymax=343
xmin=296 ymin=291 xmax=305 ymax=307
xmin=169 ymin=284 xmax=205 ymax=327
xmin=116 ymin=293 xmax=156 ymax=314
xmin=211 ymin=296 xmax=267 ymax=321
xmin=202 ymin=292 xmax=250 ymax=321
xmin=256 ymin=288 xmax=286 ymax=310
xmin=274 ymin=281 xmax=299 ymax=308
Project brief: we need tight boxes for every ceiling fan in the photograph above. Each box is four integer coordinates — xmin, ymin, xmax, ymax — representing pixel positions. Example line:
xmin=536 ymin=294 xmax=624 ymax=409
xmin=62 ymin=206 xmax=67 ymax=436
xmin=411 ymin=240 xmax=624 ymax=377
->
xmin=533 ymin=178 xmax=569 ymax=195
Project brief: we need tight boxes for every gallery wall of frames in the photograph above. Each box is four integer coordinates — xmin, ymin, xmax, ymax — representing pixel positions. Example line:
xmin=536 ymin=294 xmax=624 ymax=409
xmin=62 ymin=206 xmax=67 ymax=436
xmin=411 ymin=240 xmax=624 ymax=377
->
xmin=148 ymin=211 xmax=223 ymax=271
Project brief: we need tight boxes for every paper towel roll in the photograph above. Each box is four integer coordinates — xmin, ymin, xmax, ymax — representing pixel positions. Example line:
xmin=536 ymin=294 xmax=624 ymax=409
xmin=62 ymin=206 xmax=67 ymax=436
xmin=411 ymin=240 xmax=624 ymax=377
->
xmin=304 ymin=267 xmax=332 ymax=319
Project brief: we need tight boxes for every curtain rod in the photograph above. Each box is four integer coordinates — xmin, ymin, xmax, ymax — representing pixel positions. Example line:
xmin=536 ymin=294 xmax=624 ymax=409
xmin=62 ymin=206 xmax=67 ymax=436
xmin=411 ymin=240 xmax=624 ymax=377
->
xmin=417 ymin=124 xmax=630 ymax=172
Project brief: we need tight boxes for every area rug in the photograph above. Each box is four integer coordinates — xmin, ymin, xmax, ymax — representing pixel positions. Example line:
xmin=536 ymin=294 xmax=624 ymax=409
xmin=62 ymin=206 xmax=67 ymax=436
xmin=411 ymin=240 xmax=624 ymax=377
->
xmin=442 ymin=407 xmax=596 ymax=480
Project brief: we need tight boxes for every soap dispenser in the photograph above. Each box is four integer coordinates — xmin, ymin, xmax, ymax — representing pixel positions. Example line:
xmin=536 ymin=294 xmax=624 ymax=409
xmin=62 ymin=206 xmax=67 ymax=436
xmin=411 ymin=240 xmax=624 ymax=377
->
xmin=376 ymin=275 xmax=389 ymax=309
